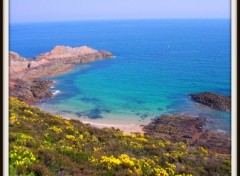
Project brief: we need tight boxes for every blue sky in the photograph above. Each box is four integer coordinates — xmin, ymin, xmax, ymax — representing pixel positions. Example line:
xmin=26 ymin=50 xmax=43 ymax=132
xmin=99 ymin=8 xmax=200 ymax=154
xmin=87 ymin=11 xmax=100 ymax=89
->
xmin=10 ymin=0 xmax=230 ymax=23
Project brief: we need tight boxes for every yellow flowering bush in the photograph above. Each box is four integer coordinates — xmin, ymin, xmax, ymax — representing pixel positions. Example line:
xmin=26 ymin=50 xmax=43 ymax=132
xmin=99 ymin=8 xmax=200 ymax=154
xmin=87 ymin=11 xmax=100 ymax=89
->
xmin=23 ymin=109 xmax=34 ymax=116
xmin=165 ymin=162 xmax=176 ymax=175
xmin=119 ymin=154 xmax=135 ymax=167
xmin=177 ymin=142 xmax=187 ymax=150
xmin=93 ymin=147 xmax=101 ymax=152
xmin=10 ymin=112 xmax=18 ymax=124
xmin=96 ymin=154 xmax=175 ymax=175
xmin=153 ymin=166 xmax=169 ymax=176
xmin=58 ymin=146 xmax=73 ymax=153
xmin=130 ymin=141 xmax=143 ymax=149
xmin=165 ymin=141 xmax=171 ymax=145
xmin=65 ymin=134 xmax=76 ymax=141
xmin=64 ymin=120 xmax=72 ymax=126
xmin=100 ymin=155 xmax=122 ymax=170
xmin=66 ymin=125 xmax=74 ymax=131
xmin=15 ymin=133 xmax=34 ymax=145
xmin=49 ymin=126 xmax=63 ymax=133
xmin=54 ymin=115 xmax=63 ymax=120
xmin=198 ymin=146 xmax=208 ymax=155
xmin=78 ymin=134 xmax=84 ymax=140
xmin=10 ymin=147 xmax=36 ymax=167
xmin=91 ymin=135 xmax=98 ymax=142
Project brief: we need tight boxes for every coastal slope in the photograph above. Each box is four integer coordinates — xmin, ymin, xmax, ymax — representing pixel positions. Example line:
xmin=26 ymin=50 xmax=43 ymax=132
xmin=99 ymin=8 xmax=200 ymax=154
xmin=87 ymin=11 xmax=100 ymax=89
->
xmin=9 ymin=97 xmax=231 ymax=176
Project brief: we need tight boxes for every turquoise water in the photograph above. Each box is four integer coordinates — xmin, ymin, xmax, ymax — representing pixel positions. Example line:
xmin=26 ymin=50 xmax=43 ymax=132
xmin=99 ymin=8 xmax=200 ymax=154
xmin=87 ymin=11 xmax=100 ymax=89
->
xmin=10 ymin=20 xmax=231 ymax=131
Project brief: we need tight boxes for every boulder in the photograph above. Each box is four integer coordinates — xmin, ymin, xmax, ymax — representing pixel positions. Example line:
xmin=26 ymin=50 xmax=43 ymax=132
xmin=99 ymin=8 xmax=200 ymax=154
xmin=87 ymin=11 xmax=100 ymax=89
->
xmin=189 ymin=92 xmax=231 ymax=112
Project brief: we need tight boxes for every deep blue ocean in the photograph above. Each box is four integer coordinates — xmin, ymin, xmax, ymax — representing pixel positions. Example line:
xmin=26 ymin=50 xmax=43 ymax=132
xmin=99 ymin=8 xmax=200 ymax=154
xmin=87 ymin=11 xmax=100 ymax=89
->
xmin=10 ymin=20 xmax=231 ymax=131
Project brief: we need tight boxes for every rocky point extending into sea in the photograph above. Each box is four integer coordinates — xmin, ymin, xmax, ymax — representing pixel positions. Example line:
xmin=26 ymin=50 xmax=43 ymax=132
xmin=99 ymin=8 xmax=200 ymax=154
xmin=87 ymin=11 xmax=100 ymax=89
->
xmin=9 ymin=45 xmax=113 ymax=103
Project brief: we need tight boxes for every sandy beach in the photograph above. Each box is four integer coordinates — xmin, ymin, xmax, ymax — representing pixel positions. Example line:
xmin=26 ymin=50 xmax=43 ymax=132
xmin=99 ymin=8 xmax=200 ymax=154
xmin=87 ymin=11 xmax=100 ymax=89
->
xmin=81 ymin=121 xmax=144 ymax=134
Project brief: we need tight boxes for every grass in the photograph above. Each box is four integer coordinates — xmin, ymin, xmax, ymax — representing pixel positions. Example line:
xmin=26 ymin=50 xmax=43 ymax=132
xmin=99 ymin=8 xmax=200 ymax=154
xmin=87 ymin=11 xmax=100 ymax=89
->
xmin=9 ymin=97 xmax=231 ymax=176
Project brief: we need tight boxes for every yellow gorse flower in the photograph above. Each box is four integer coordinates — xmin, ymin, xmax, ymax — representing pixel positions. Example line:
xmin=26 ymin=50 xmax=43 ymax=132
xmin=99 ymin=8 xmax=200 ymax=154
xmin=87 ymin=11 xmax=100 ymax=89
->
xmin=119 ymin=154 xmax=135 ymax=167
xmin=100 ymin=155 xmax=121 ymax=170
xmin=65 ymin=135 xmax=76 ymax=141
xmin=10 ymin=147 xmax=36 ymax=167
xmin=10 ymin=112 xmax=18 ymax=124
xmin=59 ymin=145 xmax=73 ymax=152
xmin=49 ymin=126 xmax=63 ymax=133
xmin=15 ymin=133 xmax=33 ymax=145
xmin=198 ymin=146 xmax=208 ymax=154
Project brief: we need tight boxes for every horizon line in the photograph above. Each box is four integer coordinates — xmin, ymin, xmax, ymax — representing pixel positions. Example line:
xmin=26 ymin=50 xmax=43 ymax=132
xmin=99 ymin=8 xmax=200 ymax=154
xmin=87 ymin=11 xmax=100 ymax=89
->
xmin=10 ymin=17 xmax=230 ymax=24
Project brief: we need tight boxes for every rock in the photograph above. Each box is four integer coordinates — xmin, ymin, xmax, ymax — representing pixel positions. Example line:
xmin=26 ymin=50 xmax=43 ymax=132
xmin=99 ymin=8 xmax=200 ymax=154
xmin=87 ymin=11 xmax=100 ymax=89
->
xmin=143 ymin=114 xmax=231 ymax=154
xmin=9 ymin=52 xmax=29 ymax=74
xmin=143 ymin=114 xmax=206 ymax=142
xmin=189 ymin=92 xmax=231 ymax=112
xmin=31 ymin=80 xmax=53 ymax=99
xmin=35 ymin=45 xmax=113 ymax=62
xmin=9 ymin=52 xmax=27 ymax=62
xmin=10 ymin=79 xmax=53 ymax=103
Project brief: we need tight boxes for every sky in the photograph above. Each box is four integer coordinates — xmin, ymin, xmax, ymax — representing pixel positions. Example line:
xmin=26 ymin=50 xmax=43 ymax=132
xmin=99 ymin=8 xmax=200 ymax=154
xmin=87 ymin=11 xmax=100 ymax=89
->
xmin=10 ymin=0 xmax=230 ymax=23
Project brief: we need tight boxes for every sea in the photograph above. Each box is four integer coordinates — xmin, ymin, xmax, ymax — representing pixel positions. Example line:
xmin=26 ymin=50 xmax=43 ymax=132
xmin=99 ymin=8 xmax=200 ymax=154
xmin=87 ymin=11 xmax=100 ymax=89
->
xmin=10 ymin=19 xmax=231 ymax=131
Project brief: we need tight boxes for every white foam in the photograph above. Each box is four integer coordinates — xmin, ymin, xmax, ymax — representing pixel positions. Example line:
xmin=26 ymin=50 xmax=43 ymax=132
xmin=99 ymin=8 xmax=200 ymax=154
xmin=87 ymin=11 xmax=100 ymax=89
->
xmin=216 ymin=129 xmax=227 ymax=133
xmin=52 ymin=90 xmax=61 ymax=96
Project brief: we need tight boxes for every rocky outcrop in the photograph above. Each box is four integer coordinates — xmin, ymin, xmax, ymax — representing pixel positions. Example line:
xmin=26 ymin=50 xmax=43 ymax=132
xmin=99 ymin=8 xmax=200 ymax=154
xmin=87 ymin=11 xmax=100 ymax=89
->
xmin=189 ymin=92 xmax=231 ymax=112
xmin=36 ymin=45 xmax=112 ymax=64
xmin=143 ymin=115 xmax=206 ymax=142
xmin=143 ymin=114 xmax=231 ymax=154
xmin=9 ymin=45 xmax=113 ymax=103
xmin=10 ymin=79 xmax=53 ymax=103
xmin=9 ymin=52 xmax=30 ymax=74
xmin=9 ymin=51 xmax=27 ymax=61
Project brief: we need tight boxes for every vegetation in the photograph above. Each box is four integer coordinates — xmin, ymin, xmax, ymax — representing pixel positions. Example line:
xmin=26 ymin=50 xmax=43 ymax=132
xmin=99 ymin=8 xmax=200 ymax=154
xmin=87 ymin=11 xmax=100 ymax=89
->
xmin=9 ymin=97 xmax=231 ymax=176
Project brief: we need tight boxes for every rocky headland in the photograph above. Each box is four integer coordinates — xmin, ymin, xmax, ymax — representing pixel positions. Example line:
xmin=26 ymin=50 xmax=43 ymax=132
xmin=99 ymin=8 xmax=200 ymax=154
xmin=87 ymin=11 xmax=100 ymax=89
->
xmin=189 ymin=92 xmax=231 ymax=112
xmin=9 ymin=46 xmax=113 ymax=103
xmin=143 ymin=114 xmax=231 ymax=154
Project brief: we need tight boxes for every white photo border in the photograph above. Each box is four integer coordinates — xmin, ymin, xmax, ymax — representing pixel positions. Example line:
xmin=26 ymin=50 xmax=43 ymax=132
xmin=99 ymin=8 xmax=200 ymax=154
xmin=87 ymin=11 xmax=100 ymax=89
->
xmin=3 ymin=0 xmax=238 ymax=175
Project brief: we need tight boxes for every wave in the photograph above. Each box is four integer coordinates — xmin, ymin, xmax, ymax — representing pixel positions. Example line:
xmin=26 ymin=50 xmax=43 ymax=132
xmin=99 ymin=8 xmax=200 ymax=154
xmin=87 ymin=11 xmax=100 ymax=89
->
xmin=52 ymin=90 xmax=61 ymax=96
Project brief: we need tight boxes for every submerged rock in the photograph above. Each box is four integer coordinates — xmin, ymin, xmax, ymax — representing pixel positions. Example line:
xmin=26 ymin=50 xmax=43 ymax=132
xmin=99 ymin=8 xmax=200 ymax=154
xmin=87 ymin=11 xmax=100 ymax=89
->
xmin=189 ymin=92 xmax=231 ymax=112
xmin=143 ymin=114 xmax=231 ymax=154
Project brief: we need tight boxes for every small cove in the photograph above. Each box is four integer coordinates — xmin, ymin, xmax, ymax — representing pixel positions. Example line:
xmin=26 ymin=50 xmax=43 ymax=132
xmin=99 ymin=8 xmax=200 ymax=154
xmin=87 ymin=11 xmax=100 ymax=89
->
xmin=11 ymin=19 xmax=231 ymax=131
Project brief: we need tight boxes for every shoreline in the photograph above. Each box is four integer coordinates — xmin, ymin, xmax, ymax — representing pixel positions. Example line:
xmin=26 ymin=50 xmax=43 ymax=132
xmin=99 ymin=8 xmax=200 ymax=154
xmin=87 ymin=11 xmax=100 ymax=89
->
xmin=78 ymin=113 xmax=151 ymax=134
xmin=81 ymin=120 xmax=144 ymax=134
xmin=34 ymin=105 xmax=149 ymax=134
